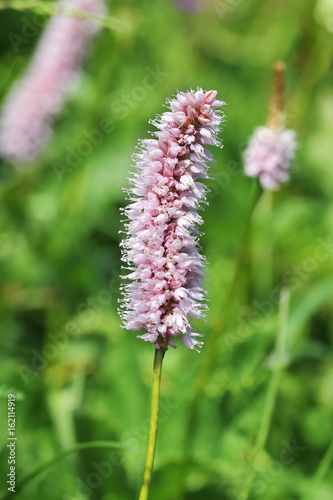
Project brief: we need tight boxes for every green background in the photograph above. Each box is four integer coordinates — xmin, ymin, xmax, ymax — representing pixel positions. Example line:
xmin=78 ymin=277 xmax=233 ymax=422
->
xmin=0 ymin=0 xmax=333 ymax=499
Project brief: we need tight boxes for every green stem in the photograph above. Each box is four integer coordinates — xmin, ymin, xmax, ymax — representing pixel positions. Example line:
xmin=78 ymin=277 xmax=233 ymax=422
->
xmin=138 ymin=346 xmax=166 ymax=500
xmin=252 ymin=189 xmax=274 ymax=298
xmin=224 ymin=179 xmax=263 ymax=310
xmin=1 ymin=441 xmax=130 ymax=500
xmin=301 ymin=436 xmax=333 ymax=500
xmin=174 ymin=181 xmax=262 ymax=500
xmin=185 ymin=181 xmax=263 ymax=446
xmin=240 ymin=288 xmax=290 ymax=500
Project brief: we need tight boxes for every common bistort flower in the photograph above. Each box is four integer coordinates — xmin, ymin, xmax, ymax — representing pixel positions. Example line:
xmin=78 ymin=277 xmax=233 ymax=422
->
xmin=119 ymin=89 xmax=224 ymax=351
xmin=0 ymin=0 xmax=105 ymax=163
xmin=244 ymin=126 xmax=297 ymax=190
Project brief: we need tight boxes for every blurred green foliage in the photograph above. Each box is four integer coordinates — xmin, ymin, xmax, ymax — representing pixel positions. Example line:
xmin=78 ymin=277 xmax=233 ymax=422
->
xmin=0 ymin=0 xmax=333 ymax=499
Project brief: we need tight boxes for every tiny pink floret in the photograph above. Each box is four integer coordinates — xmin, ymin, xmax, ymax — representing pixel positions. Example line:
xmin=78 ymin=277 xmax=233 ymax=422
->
xmin=119 ymin=89 xmax=224 ymax=351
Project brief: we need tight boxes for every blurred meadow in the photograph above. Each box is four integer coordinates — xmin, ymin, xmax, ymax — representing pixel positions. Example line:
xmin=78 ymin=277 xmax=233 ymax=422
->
xmin=1 ymin=0 xmax=333 ymax=499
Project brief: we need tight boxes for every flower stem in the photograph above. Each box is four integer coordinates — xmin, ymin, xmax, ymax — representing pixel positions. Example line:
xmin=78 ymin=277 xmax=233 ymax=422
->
xmin=176 ymin=180 xmax=262 ymax=498
xmin=139 ymin=346 xmax=166 ymax=500
xmin=239 ymin=288 xmax=290 ymax=500
xmin=190 ymin=180 xmax=262 ymax=414
xmin=197 ymin=179 xmax=262 ymax=392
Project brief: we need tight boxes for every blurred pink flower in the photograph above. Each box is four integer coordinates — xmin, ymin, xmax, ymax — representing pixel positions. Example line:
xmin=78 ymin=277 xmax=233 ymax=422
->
xmin=119 ymin=89 xmax=224 ymax=351
xmin=174 ymin=0 xmax=208 ymax=13
xmin=244 ymin=126 xmax=297 ymax=190
xmin=0 ymin=0 xmax=105 ymax=163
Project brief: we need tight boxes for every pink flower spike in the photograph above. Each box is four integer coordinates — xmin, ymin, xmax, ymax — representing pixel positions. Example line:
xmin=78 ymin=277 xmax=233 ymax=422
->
xmin=244 ymin=126 xmax=297 ymax=190
xmin=119 ymin=89 xmax=225 ymax=352
xmin=244 ymin=62 xmax=297 ymax=190
xmin=0 ymin=0 xmax=105 ymax=164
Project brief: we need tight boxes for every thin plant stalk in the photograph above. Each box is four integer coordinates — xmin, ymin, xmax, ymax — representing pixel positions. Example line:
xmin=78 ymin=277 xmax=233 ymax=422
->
xmin=139 ymin=346 xmax=167 ymax=500
xmin=176 ymin=180 xmax=262 ymax=498
xmin=252 ymin=189 xmax=274 ymax=298
xmin=240 ymin=288 xmax=290 ymax=500
xmin=185 ymin=180 xmax=262 ymax=445
xmin=181 ymin=61 xmax=288 ymax=476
